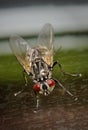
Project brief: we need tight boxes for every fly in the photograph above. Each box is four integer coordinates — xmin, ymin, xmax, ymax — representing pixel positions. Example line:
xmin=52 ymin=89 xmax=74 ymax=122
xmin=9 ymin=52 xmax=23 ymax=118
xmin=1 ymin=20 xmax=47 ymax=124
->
xmin=9 ymin=23 xmax=82 ymax=108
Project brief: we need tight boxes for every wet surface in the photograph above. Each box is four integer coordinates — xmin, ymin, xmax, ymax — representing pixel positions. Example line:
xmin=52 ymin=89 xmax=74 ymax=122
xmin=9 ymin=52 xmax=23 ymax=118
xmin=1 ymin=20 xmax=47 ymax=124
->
xmin=0 ymin=76 xmax=88 ymax=130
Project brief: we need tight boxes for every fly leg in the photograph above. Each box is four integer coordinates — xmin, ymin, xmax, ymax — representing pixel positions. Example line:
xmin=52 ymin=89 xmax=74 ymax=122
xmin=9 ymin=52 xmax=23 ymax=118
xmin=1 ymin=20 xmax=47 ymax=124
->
xmin=33 ymin=92 xmax=40 ymax=113
xmin=14 ymin=70 xmax=28 ymax=97
xmin=34 ymin=91 xmax=40 ymax=109
xmin=53 ymin=78 xmax=78 ymax=100
xmin=54 ymin=78 xmax=73 ymax=97
xmin=36 ymin=95 xmax=40 ymax=109
xmin=52 ymin=61 xmax=82 ymax=77
xmin=23 ymin=70 xmax=28 ymax=87
xmin=14 ymin=90 xmax=24 ymax=96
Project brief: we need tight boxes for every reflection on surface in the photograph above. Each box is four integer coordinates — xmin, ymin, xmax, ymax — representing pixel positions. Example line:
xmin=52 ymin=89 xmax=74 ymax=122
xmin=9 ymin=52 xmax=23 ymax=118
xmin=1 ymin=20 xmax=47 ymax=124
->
xmin=0 ymin=75 xmax=88 ymax=130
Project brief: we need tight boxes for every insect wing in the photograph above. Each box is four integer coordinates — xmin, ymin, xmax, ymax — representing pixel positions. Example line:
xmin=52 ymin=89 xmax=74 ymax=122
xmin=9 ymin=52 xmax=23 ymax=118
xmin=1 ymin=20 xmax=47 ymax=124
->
xmin=9 ymin=35 xmax=31 ymax=74
xmin=37 ymin=23 xmax=54 ymax=66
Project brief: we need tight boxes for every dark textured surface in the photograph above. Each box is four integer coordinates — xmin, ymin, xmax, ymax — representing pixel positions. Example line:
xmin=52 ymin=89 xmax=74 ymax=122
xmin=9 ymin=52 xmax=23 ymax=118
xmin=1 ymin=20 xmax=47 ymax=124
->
xmin=0 ymin=104 xmax=88 ymax=130
xmin=0 ymin=76 xmax=88 ymax=130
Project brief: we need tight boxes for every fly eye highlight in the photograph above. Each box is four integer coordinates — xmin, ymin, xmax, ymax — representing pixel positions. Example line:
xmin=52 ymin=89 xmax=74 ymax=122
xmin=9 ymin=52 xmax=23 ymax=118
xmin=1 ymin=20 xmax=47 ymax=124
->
xmin=33 ymin=83 xmax=40 ymax=92
xmin=46 ymin=79 xmax=55 ymax=87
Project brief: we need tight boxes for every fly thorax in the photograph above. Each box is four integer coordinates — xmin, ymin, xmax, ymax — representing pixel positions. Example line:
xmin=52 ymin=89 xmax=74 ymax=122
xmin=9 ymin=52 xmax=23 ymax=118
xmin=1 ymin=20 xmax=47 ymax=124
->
xmin=40 ymin=69 xmax=48 ymax=76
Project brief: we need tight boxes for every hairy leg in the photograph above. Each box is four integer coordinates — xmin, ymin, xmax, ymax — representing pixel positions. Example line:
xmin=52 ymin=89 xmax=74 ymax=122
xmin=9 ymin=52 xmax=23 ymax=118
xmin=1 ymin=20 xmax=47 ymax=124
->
xmin=53 ymin=78 xmax=73 ymax=97
xmin=52 ymin=61 xmax=82 ymax=77
xmin=14 ymin=70 xmax=28 ymax=96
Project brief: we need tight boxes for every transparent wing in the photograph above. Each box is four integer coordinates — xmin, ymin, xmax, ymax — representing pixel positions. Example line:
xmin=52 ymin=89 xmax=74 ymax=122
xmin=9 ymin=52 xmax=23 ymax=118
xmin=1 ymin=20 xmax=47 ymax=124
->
xmin=9 ymin=35 xmax=31 ymax=74
xmin=37 ymin=23 xmax=54 ymax=66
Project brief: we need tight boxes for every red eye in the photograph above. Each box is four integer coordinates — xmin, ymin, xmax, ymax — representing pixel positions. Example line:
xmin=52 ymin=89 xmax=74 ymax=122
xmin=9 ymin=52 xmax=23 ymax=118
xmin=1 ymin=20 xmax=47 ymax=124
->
xmin=33 ymin=83 xmax=40 ymax=92
xmin=46 ymin=79 xmax=55 ymax=87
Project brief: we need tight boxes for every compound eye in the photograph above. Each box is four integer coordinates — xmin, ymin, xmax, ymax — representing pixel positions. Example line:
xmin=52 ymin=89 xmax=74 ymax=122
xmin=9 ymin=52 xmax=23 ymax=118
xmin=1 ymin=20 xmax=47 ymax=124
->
xmin=46 ymin=79 xmax=55 ymax=87
xmin=33 ymin=83 xmax=40 ymax=92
